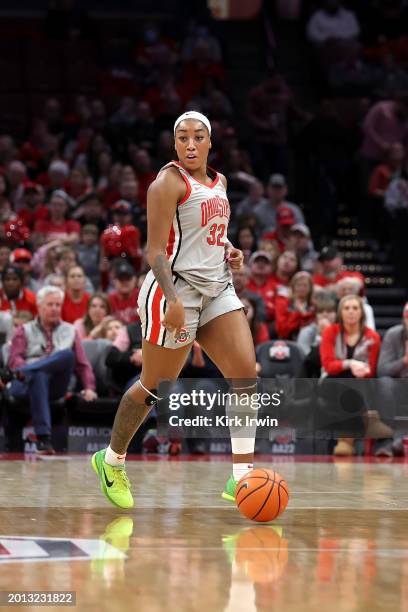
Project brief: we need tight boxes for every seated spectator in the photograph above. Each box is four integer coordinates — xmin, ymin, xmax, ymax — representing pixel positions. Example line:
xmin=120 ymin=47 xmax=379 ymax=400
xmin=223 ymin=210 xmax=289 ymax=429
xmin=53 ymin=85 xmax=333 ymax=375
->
xmin=306 ymin=1 xmax=360 ymax=46
xmin=75 ymin=224 xmax=100 ymax=291
xmin=231 ymin=266 xmax=266 ymax=322
xmin=313 ymin=246 xmax=365 ymax=292
xmin=108 ymin=260 xmax=140 ymax=324
xmin=271 ymin=250 xmax=300 ymax=296
xmin=0 ymin=241 xmax=11 ymax=276
xmin=361 ymin=95 xmax=408 ymax=165
xmin=74 ymin=293 xmax=111 ymax=340
xmin=246 ymin=251 xmax=277 ymax=323
xmin=10 ymin=248 xmax=40 ymax=293
xmin=253 ymin=174 xmax=305 ymax=231
xmin=74 ymin=192 xmax=106 ymax=233
xmin=261 ymin=205 xmax=296 ymax=252
xmin=320 ymin=295 xmax=388 ymax=456
xmin=287 ymin=223 xmax=317 ymax=273
xmin=378 ymin=302 xmax=408 ymax=378
xmin=47 ymin=273 xmax=66 ymax=291
xmin=234 ymin=225 xmax=257 ymax=264
xmin=45 ymin=160 xmax=70 ymax=194
xmin=275 ymin=271 xmax=315 ymax=339
xmin=33 ymin=190 xmax=81 ymax=246
xmin=101 ymin=200 xmax=142 ymax=271
xmin=0 ymin=265 xmax=37 ymax=317
xmin=106 ymin=320 xmax=143 ymax=391
xmin=104 ymin=318 xmax=124 ymax=342
xmin=17 ymin=182 xmax=48 ymax=230
xmin=240 ymin=295 xmax=269 ymax=346
xmin=368 ymin=142 xmax=404 ymax=198
xmin=8 ymin=286 xmax=97 ymax=454
xmin=61 ymin=266 xmax=90 ymax=324
xmin=336 ymin=276 xmax=375 ymax=330
xmin=235 ymin=179 xmax=267 ymax=218
xmin=297 ymin=296 xmax=337 ymax=377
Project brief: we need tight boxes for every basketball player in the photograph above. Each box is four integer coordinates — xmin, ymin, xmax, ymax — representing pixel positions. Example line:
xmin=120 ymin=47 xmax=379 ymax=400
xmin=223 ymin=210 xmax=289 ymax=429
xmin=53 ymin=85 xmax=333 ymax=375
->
xmin=92 ymin=111 xmax=258 ymax=509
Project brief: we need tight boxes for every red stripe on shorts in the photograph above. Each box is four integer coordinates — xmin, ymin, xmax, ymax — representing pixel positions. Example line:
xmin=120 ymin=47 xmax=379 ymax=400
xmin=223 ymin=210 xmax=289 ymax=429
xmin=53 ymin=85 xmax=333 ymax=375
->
xmin=149 ymin=285 xmax=164 ymax=344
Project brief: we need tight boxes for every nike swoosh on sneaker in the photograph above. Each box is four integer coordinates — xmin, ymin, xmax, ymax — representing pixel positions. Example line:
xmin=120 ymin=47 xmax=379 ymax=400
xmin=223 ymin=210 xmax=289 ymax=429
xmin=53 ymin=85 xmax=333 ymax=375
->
xmin=103 ymin=466 xmax=114 ymax=488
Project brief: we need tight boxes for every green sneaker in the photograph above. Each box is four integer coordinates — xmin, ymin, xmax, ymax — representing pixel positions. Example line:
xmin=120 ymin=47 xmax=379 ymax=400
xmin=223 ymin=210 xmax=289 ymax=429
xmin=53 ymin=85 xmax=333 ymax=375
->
xmin=91 ymin=449 xmax=134 ymax=509
xmin=221 ymin=475 xmax=237 ymax=502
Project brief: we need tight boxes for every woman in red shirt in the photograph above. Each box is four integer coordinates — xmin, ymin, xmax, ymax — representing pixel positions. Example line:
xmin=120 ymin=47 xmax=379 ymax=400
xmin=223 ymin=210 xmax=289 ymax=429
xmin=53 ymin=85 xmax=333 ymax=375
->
xmin=319 ymin=295 xmax=386 ymax=456
xmin=240 ymin=296 xmax=270 ymax=347
xmin=61 ymin=266 xmax=90 ymax=324
xmin=275 ymin=271 xmax=315 ymax=339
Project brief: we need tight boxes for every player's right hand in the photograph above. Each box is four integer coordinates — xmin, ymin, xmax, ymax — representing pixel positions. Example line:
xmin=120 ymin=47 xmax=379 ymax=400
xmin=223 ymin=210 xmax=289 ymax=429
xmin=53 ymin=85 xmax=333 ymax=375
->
xmin=161 ymin=298 xmax=185 ymax=336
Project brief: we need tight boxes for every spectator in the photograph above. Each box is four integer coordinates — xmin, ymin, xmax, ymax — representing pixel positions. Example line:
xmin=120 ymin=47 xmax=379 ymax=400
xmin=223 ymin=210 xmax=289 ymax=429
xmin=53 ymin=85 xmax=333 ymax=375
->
xmin=313 ymin=246 xmax=365 ymax=292
xmin=261 ymin=205 xmax=296 ymax=252
xmin=0 ymin=265 xmax=37 ymax=317
xmin=246 ymin=251 xmax=277 ymax=323
xmin=378 ymin=301 xmax=408 ymax=379
xmin=6 ymin=160 xmax=26 ymax=209
xmin=10 ymin=248 xmax=39 ymax=293
xmin=106 ymin=320 xmax=143 ymax=391
xmin=65 ymin=167 xmax=89 ymax=202
xmin=108 ymin=260 xmax=140 ymax=324
xmin=275 ymin=271 xmax=315 ymax=339
xmin=231 ymin=266 xmax=266 ymax=322
xmin=336 ymin=276 xmax=375 ymax=330
xmin=8 ymin=286 xmax=97 ymax=454
xmin=75 ymin=224 xmax=100 ymax=290
xmin=104 ymin=318 xmax=124 ymax=342
xmin=297 ymin=296 xmax=337 ymax=377
xmin=74 ymin=293 xmax=111 ymax=340
xmin=0 ymin=241 xmax=10 ymax=276
xmin=33 ymin=190 xmax=81 ymax=246
xmin=368 ymin=143 xmax=404 ymax=199
xmin=361 ymin=95 xmax=408 ymax=164
xmin=61 ymin=265 xmax=90 ymax=324
xmin=287 ymin=223 xmax=317 ymax=273
xmin=234 ymin=226 xmax=257 ymax=264
xmin=271 ymin=250 xmax=300 ymax=296
xmin=306 ymin=1 xmax=360 ymax=45
xmin=235 ymin=179 xmax=267 ymax=218
xmin=253 ymin=174 xmax=305 ymax=231
xmin=319 ymin=295 xmax=388 ymax=456
xmin=46 ymin=160 xmax=70 ymax=194
xmin=240 ymin=295 xmax=270 ymax=346
xmin=17 ymin=182 xmax=48 ymax=230
xmin=74 ymin=192 xmax=106 ymax=233
xmin=247 ymin=72 xmax=308 ymax=178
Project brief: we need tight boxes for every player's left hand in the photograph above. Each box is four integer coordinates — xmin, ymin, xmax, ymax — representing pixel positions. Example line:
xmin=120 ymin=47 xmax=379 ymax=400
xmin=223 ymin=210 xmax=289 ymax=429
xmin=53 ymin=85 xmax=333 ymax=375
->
xmin=225 ymin=245 xmax=244 ymax=270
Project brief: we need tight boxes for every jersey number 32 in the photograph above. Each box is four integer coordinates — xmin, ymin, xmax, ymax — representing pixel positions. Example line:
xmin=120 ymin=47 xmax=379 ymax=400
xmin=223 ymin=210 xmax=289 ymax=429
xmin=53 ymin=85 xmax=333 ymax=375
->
xmin=207 ymin=223 xmax=226 ymax=246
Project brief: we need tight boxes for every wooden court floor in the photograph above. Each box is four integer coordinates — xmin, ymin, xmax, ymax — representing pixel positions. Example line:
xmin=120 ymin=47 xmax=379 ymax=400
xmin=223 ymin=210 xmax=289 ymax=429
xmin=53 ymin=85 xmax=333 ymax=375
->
xmin=0 ymin=455 xmax=407 ymax=612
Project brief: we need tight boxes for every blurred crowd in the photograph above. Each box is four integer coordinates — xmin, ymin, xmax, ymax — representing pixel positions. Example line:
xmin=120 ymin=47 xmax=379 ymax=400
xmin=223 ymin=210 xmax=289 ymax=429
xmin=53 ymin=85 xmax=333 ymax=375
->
xmin=0 ymin=2 xmax=407 ymax=455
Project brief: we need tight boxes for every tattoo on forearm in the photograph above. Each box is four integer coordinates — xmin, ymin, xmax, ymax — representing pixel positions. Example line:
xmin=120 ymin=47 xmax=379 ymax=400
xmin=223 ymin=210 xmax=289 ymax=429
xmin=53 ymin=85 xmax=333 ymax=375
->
xmin=110 ymin=391 xmax=150 ymax=454
xmin=151 ymin=254 xmax=178 ymax=302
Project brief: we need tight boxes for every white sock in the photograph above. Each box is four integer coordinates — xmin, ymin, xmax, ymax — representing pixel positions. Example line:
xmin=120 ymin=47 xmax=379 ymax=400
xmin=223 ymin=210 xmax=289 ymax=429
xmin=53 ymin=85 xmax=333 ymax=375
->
xmin=233 ymin=463 xmax=253 ymax=482
xmin=104 ymin=445 xmax=126 ymax=467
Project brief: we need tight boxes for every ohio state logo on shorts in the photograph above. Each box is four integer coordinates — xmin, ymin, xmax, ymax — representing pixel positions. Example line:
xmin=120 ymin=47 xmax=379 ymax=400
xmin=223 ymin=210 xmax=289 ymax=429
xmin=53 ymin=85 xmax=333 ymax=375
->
xmin=175 ymin=328 xmax=190 ymax=343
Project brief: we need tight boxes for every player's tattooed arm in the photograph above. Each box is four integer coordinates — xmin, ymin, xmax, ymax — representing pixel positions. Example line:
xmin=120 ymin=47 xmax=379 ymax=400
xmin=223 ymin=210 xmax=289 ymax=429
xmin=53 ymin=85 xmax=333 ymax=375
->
xmin=151 ymin=253 xmax=178 ymax=302
xmin=146 ymin=168 xmax=185 ymax=303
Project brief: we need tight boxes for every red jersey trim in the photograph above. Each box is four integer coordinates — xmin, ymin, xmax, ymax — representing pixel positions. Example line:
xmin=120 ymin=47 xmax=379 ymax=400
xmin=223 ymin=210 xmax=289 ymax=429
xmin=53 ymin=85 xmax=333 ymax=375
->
xmin=171 ymin=160 xmax=220 ymax=189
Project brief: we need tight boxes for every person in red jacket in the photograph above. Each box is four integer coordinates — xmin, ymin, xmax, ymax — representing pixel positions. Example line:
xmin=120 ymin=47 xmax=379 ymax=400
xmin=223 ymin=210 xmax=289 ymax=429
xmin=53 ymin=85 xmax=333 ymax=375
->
xmin=108 ymin=260 xmax=140 ymax=324
xmin=313 ymin=246 xmax=365 ymax=293
xmin=61 ymin=265 xmax=90 ymax=324
xmin=270 ymin=249 xmax=300 ymax=297
xmin=275 ymin=271 xmax=315 ymax=339
xmin=0 ymin=265 xmax=37 ymax=317
xmin=319 ymin=294 xmax=390 ymax=456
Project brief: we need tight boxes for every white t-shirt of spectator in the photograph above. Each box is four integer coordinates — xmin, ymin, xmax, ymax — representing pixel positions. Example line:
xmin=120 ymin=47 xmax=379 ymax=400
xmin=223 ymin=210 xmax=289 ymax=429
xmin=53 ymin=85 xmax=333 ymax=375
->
xmin=384 ymin=177 xmax=408 ymax=216
xmin=307 ymin=8 xmax=360 ymax=44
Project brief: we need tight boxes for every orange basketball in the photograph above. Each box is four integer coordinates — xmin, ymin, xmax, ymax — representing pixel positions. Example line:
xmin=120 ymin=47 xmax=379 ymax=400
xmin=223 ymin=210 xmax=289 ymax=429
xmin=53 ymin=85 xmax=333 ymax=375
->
xmin=236 ymin=468 xmax=289 ymax=522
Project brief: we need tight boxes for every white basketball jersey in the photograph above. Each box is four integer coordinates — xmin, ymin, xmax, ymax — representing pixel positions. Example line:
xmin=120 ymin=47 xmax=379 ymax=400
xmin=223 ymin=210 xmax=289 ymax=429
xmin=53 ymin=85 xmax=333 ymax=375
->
xmin=160 ymin=161 xmax=232 ymax=297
